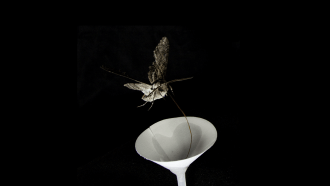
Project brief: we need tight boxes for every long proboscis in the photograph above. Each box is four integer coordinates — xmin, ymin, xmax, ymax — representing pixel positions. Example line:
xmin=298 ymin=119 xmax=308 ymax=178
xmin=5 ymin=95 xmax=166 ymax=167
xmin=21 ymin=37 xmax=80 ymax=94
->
xmin=168 ymin=92 xmax=192 ymax=158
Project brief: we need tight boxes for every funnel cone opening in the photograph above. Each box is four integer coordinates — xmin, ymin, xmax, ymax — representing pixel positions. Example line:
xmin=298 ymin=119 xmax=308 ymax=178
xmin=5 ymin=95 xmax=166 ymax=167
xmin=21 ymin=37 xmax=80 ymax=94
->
xmin=135 ymin=117 xmax=217 ymax=163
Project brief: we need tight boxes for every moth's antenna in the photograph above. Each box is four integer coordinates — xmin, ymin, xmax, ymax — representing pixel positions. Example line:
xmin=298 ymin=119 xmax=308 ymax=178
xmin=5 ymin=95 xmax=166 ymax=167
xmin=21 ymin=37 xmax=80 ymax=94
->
xmin=168 ymin=92 xmax=192 ymax=158
xmin=166 ymin=77 xmax=193 ymax=84
xmin=101 ymin=65 xmax=147 ymax=84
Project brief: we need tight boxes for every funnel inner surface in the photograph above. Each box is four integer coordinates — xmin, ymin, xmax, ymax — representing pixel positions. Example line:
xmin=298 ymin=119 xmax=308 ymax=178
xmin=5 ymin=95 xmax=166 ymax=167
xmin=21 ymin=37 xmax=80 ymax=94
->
xmin=151 ymin=122 xmax=202 ymax=161
xmin=136 ymin=117 xmax=217 ymax=162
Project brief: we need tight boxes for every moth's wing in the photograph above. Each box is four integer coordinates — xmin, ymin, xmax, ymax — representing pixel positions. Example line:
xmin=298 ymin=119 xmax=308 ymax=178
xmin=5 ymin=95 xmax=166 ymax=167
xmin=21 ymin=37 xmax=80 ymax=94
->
xmin=148 ymin=37 xmax=169 ymax=84
xmin=124 ymin=83 xmax=152 ymax=96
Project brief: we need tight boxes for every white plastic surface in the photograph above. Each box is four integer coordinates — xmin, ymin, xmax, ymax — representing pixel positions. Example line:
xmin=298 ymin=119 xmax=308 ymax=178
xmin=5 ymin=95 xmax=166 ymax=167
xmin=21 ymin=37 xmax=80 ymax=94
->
xmin=135 ymin=116 xmax=217 ymax=186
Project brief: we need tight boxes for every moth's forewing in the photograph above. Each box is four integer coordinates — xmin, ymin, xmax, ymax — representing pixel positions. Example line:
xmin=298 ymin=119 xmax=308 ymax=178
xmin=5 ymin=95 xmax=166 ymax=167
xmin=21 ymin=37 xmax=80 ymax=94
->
xmin=124 ymin=83 xmax=153 ymax=96
xmin=148 ymin=62 xmax=157 ymax=84
xmin=148 ymin=37 xmax=169 ymax=84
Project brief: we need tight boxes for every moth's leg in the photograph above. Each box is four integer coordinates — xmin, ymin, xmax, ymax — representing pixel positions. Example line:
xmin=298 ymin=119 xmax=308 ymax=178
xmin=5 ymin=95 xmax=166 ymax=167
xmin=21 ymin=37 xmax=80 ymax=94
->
xmin=148 ymin=91 xmax=157 ymax=111
xmin=148 ymin=101 xmax=154 ymax=111
xmin=137 ymin=95 xmax=148 ymax=107
xmin=137 ymin=101 xmax=148 ymax=108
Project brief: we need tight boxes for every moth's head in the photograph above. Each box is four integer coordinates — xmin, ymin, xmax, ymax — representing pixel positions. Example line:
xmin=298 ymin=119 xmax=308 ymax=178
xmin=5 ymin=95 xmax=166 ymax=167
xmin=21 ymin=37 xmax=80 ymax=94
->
xmin=159 ymin=84 xmax=169 ymax=93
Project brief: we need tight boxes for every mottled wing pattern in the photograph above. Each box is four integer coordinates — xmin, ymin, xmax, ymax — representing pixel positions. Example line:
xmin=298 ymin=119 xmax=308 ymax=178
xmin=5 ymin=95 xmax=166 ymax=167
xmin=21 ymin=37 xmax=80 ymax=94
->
xmin=124 ymin=83 xmax=152 ymax=96
xmin=148 ymin=37 xmax=169 ymax=84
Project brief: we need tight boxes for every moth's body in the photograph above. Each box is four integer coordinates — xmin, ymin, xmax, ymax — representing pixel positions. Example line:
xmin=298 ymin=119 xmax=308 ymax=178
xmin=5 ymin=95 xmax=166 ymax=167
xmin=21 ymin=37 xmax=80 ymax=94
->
xmin=124 ymin=81 xmax=169 ymax=102
xmin=101 ymin=36 xmax=192 ymax=110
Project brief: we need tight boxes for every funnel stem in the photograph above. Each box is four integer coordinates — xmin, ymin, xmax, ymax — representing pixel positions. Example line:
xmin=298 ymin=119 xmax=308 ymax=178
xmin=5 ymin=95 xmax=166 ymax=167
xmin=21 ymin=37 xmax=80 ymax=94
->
xmin=176 ymin=173 xmax=186 ymax=186
xmin=168 ymin=93 xmax=192 ymax=159
xmin=170 ymin=167 xmax=187 ymax=186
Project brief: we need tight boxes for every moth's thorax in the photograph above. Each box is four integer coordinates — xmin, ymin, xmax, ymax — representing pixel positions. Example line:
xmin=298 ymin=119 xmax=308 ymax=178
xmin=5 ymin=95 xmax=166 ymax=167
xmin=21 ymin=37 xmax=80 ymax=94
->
xmin=152 ymin=82 xmax=168 ymax=92
xmin=140 ymin=82 xmax=168 ymax=102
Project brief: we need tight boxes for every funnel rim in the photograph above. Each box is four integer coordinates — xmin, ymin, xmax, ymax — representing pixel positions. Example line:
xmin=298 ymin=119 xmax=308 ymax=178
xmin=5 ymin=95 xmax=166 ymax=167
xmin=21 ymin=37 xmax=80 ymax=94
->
xmin=136 ymin=137 xmax=216 ymax=163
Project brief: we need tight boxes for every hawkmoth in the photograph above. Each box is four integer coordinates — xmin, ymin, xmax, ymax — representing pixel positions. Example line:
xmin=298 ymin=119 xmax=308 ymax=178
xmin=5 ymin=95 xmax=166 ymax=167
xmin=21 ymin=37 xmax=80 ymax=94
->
xmin=101 ymin=37 xmax=193 ymax=111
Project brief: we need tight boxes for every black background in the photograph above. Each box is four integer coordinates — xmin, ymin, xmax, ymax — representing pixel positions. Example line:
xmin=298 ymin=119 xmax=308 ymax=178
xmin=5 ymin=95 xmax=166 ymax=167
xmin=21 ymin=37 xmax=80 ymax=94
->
xmin=77 ymin=26 xmax=240 ymax=185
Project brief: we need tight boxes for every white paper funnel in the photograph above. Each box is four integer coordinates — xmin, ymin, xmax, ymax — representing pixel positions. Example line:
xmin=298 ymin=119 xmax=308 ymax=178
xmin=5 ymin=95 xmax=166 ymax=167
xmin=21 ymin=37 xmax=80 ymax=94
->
xmin=135 ymin=116 xmax=217 ymax=186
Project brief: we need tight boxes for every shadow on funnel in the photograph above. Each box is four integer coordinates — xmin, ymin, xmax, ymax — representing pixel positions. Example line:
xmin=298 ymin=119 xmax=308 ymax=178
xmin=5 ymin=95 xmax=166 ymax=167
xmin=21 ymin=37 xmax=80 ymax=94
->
xmin=152 ymin=122 xmax=202 ymax=161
